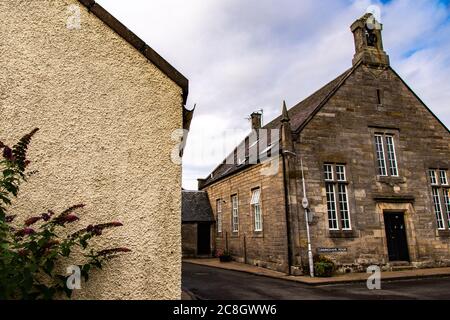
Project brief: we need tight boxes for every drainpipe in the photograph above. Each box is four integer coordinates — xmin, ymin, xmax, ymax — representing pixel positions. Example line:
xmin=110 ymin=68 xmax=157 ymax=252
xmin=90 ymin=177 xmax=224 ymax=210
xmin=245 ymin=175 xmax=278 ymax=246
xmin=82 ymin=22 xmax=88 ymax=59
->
xmin=243 ymin=235 xmax=247 ymax=265
xmin=281 ymin=151 xmax=294 ymax=275
xmin=301 ymin=158 xmax=314 ymax=277
xmin=225 ymin=232 xmax=229 ymax=253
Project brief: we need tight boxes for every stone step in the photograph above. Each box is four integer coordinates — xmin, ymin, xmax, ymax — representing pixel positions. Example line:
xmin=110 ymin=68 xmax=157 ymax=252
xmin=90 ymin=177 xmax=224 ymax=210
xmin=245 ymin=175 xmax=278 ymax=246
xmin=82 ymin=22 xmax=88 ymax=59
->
xmin=391 ymin=265 xmax=415 ymax=271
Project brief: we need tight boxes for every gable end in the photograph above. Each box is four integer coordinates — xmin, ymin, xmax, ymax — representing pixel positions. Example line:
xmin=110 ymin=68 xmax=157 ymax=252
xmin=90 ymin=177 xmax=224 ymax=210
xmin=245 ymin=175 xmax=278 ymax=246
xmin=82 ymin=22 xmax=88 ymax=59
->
xmin=77 ymin=0 xmax=189 ymax=104
xmin=388 ymin=67 xmax=450 ymax=134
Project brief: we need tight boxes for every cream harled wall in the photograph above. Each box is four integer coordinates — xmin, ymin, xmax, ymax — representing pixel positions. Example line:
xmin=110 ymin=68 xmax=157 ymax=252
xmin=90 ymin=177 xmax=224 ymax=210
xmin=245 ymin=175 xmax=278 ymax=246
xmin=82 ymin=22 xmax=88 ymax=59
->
xmin=0 ymin=0 xmax=183 ymax=299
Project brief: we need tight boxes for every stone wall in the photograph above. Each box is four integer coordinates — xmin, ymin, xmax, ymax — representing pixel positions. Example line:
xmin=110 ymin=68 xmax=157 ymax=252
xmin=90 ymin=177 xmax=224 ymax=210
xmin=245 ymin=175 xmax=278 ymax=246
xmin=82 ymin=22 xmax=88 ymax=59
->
xmin=295 ymin=64 xmax=450 ymax=271
xmin=203 ymin=159 xmax=290 ymax=273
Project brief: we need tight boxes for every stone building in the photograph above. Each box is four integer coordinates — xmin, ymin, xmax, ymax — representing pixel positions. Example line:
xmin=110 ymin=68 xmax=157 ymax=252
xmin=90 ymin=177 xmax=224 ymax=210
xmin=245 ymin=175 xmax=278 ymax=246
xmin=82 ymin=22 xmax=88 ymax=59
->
xmin=182 ymin=190 xmax=215 ymax=257
xmin=0 ymin=0 xmax=192 ymax=299
xmin=199 ymin=14 xmax=450 ymax=275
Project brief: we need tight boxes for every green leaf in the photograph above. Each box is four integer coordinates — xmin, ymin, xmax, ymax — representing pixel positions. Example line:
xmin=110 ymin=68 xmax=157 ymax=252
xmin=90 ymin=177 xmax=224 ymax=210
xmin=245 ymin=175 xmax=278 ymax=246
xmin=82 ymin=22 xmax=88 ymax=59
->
xmin=43 ymin=259 xmax=55 ymax=276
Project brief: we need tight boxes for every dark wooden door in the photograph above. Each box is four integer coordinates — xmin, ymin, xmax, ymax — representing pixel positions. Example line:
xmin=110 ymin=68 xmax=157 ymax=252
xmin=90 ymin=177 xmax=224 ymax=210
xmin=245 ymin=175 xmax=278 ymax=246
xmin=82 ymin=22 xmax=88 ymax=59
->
xmin=384 ymin=213 xmax=410 ymax=262
xmin=197 ymin=223 xmax=211 ymax=255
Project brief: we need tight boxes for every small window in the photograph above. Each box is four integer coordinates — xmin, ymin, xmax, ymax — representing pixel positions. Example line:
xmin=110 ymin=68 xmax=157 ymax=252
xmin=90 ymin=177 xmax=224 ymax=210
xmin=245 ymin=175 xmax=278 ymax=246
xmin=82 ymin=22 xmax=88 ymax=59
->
xmin=376 ymin=89 xmax=382 ymax=105
xmin=429 ymin=170 xmax=438 ymax=185
xmin=216 ymin=199 xmax=222 ymax=233
xmin=336 ymin=165 xmax=346 ymax=182
xmin=324 ymin=164 xmax=334 ymax=181
xmin=231 ymin=195 xmax=239 ymax=233
xmin=251 ymin=189 xmax=262 ymax=232
xmin=439 ymin=170 xmax=448 ymax=186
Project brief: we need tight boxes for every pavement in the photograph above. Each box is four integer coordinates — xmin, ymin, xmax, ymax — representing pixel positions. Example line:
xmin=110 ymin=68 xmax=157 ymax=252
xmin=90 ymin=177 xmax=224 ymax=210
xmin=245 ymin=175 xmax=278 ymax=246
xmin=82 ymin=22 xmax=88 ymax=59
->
xmin=184 ymin=258 xmax=450 ymax=285
xmin=182 ymin=262 xmax=450 ymax=300
xmin=181 ymin=288 xmax=197 ymax=300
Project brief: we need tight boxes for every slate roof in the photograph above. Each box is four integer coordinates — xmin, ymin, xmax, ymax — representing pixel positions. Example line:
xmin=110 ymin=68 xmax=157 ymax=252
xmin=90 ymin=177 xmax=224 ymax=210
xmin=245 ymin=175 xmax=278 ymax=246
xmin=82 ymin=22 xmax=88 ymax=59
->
xmin=264 ymin=67 xmax=354 ymax=132
xmin=200 ymin=65 xmax=357 ymax=188
xmin=182 ymin=191 xmax=215 ymax=223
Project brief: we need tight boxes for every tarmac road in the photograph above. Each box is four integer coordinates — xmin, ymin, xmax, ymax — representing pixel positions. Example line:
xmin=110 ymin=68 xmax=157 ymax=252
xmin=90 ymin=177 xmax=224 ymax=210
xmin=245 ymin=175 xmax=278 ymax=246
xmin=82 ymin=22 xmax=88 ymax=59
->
xmin=182 ymin=262 xmax=450 ymax=300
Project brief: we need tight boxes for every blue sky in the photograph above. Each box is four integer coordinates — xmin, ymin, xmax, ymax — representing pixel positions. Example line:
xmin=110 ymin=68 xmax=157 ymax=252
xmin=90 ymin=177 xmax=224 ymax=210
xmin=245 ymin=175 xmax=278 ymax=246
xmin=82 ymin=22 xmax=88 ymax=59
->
xmin=97 ymin=0 xmax=450 ymax=190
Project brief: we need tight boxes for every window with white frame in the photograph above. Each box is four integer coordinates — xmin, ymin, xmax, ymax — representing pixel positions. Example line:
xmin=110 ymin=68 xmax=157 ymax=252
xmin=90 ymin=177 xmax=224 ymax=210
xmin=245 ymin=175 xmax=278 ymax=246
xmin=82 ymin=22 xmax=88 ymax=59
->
xmin=324 ymin=164 xmax=334 ymax=181
xmin=324 ymin=164 xmax=352 ymax=231
xmin=231 ymin=195 xmax=239 ymax=233
xmin=374 ymin=134 xmax=399 ymax=177
xmin=439 ymin=170 xmax=448 ymax=186
xmin=429 ymin=169 xmax=438 ymax=185
xmin=429 ymin=169 xmax=450 ymax=230
xmin=251 ymin=188 xmax=262 ymax=232
xmin=216 ymin=199 xmax=222 ymax=233
xmin=444 ymin=189 xmax=450 ymax=229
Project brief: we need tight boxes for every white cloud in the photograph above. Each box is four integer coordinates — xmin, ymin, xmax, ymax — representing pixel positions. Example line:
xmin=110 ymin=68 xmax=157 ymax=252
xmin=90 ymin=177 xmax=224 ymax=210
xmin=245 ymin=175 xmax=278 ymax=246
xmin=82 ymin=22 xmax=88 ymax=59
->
xmin=96 ymin=0 xmax=450 ymax=190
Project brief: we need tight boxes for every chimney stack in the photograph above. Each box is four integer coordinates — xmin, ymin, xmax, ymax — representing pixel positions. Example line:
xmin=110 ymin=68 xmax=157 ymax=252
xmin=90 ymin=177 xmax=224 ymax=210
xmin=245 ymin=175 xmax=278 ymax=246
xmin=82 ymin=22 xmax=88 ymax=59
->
xmin=250 ymin=112 xmax=262 ymax=130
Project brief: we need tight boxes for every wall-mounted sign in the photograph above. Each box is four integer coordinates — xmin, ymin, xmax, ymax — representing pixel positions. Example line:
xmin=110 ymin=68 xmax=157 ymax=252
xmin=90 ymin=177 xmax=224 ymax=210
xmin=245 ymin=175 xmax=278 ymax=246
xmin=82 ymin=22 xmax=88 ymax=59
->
xmin=317 ymin=247 xmax=348 ymax=253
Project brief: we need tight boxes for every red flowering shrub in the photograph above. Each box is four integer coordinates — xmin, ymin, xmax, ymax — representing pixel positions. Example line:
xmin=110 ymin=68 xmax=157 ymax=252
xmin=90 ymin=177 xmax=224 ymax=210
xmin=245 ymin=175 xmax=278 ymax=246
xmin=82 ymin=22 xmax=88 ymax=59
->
xmin=0 ymin=129 xmax=130 ymax=300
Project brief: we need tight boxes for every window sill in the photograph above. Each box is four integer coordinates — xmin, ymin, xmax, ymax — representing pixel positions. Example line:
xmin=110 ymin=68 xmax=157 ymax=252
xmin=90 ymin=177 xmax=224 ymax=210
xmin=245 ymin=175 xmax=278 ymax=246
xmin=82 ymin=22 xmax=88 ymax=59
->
xmin=252 ymin=231 xmax=264 ymax=238
xmin=376 ymin=176 xmax=405 ymax=185
xmin=329 ymin=230 xmax=357 ymax=239
xmin=438 ymin=230 xmax=450 ymax=238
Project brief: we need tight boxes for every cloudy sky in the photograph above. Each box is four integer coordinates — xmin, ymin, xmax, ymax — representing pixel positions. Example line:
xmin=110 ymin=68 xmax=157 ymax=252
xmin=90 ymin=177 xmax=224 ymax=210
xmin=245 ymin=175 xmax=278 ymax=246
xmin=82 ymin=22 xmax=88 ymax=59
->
xmin=97 ymin=0 xmax=450 ymax=190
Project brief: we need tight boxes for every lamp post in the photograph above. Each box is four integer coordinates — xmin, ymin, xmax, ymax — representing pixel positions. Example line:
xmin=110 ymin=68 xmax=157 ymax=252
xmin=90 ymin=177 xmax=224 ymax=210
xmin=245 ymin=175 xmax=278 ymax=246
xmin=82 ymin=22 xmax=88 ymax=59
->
xmin=301 ymin=158 xmax=314 ymax=277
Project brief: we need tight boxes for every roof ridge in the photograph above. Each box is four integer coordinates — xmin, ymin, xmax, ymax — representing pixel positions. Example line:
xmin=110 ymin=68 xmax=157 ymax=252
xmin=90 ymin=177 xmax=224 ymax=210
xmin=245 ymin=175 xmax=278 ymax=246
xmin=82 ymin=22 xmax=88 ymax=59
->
xmin=200 ymin=65 xmax=359 ymax=188
xmin=293 ymin=63 xmax=359 ymax=133
xmin=264 ymin=64 xmax=357 ymax=131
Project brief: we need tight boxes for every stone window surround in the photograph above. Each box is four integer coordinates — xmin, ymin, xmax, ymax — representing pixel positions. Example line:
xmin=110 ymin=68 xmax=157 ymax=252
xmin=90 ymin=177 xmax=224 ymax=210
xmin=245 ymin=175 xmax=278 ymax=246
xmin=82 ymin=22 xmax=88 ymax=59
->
xmin=323 ymin=163 xmax=353 ymax=232
xmin=373 ymin=130 xmax=400 ymax=178
xmin=216 ymin=198 xmax=223 ymax=237
xmin=368 ymin=127 xmax=401 ymax=180
xmin=250 ymin=187 xmax=264 ymax=236
xmin=231 ymin=193 xmax=239 ymax=235
xmin=428 ymin=168 xmax=450 ymax=231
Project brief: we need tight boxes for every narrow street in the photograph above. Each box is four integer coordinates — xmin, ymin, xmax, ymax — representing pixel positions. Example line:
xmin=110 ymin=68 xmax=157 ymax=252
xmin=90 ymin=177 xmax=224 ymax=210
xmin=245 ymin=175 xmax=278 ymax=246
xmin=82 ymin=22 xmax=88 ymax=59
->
xmin=183 ymin=263 xmax=450 ymax=300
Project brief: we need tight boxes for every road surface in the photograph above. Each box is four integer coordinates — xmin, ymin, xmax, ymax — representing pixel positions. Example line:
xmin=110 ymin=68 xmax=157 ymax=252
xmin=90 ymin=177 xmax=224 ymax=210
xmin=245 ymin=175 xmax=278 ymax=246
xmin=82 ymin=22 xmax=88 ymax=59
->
xmin=183 ymin=262 xmax=450 ymax=300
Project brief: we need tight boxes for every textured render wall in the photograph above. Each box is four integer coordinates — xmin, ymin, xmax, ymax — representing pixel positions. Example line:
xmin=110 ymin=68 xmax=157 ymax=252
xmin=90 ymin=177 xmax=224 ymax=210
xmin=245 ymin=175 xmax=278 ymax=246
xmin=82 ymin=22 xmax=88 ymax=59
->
xmin=296 ymin=65 xmax=450 ymax=270
xmin=204 ymin=160 xmax=289 ymax=273
xmin=0 ymin=0 xmax=183 ymax=299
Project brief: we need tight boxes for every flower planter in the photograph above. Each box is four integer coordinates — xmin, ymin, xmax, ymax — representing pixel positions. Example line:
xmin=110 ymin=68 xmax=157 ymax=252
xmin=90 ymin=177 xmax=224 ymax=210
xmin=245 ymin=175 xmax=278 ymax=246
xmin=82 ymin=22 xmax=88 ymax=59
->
xmin=314 ymin=262 xmax=335 ymax=277
xmin=219 ymin=255 xmax=232 ymax=263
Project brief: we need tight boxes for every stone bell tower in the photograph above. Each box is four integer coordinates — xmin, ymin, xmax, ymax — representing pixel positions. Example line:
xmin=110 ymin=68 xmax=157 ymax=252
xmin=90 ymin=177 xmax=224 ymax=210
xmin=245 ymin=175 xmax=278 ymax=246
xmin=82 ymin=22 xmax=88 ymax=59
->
xmin=351 ymin=13 xmax=390 ymax=67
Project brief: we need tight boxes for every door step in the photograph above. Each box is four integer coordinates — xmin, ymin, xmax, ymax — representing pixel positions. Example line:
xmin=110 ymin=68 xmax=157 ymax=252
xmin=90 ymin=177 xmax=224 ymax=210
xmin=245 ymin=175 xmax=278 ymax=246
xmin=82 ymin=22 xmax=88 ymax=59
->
xmin=389 ymin=261 xmax=410 ymax=266
xmin=389 ymin=262 xmax=414 ymax=271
